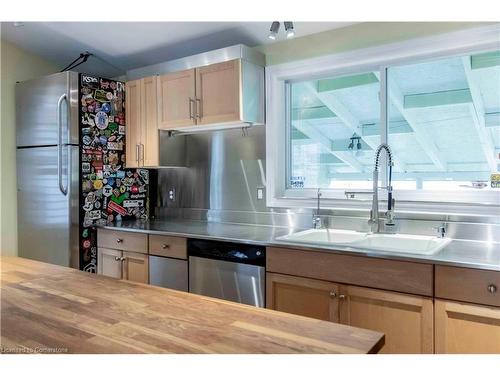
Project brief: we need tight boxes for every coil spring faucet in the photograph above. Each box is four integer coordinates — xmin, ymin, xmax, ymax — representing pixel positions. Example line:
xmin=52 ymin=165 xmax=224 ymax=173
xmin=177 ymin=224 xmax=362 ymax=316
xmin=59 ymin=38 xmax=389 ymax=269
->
xmin=368 ymin=143 xmax=396 ymax=233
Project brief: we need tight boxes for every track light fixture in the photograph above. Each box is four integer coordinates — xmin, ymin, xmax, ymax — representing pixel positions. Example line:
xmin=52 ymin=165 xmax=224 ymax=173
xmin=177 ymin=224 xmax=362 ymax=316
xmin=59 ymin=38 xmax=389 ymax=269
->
xmin=268 ymin=21 xmax=280 ymax=40
xmin=268 ymin=21 xmax=295 ymax=40
xmin=284 ymin=22 xmax=295 ymax=38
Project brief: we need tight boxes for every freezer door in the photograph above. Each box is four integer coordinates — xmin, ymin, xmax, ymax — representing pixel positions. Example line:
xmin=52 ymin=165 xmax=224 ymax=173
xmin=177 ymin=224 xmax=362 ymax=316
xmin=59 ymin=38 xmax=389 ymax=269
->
xmin=17 ymin=145 xmax=79 ymax=267
xmin=149 ymin=256 xmax=188 ymax=292
xmin=189 ymin=256 xmax=265 ymax=307
xmin=16 ymin=71 xmax=79 ymax=147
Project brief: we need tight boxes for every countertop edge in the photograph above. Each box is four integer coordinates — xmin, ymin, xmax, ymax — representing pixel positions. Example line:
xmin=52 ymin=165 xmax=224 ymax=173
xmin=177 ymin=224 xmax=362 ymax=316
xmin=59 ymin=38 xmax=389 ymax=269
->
xmin=98 ymin=223 xmax=500 ymax=272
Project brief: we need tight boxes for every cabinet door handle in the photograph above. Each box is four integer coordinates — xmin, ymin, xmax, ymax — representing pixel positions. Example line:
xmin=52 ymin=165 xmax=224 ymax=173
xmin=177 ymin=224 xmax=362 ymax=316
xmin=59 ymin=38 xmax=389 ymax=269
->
xmin=195 ymin=98 xmax=201 ymax=119
xmin=487 ymin=284 xmax=497 ymax=293
xmin=161 ymin=244 xmax=170 ymax=249
xmin=116 ymin=238 xmax=123 ymax=244
xmin=189 ymin=98 xmax=195 ymax=120
xmin=135 ymin=144 xmax=140 ymax=163
xmin=114 ymin=256 xmax=121 ymax=261
xmin=329 ymin=291 xmax=337 ymax=298
xmin=338 ymin=294 xmax=346 ymax=300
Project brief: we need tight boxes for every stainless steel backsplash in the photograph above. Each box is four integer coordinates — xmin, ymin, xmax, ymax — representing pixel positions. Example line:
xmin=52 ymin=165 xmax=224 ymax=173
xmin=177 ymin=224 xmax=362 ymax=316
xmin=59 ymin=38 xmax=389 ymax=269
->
xmin=156 ymin=126 xmax=267 ymax=212
xmin=155 ymin=126 xmax=500 ymax=243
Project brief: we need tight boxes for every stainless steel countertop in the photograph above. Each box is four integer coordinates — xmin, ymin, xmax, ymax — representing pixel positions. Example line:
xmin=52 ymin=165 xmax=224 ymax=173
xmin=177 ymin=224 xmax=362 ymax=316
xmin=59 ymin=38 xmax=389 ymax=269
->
xmin=101 ymin=219 xmax=500 ymax=272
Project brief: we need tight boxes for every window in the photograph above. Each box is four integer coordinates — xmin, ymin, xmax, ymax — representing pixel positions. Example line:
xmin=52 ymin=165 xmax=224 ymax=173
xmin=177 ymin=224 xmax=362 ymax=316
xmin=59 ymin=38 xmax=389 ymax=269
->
xmin=387 ymin=51 xmax=500 ymax=191
xmin=287 ymin=72 xmax=380 ymax=189
xmin=266 ymin=25 xmax=500 ymax=213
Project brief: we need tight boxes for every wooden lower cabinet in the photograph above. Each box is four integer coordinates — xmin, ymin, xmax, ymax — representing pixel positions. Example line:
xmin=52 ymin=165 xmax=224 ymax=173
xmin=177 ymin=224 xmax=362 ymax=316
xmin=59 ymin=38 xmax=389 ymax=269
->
xmin=266 ymin=273 xmax=434 ymax=354
xmin=339 ymin=285 xmax=434 ymax=354
xmin=97 ymin=248 xmax=122 ymax=279
xmin=435 ymin=299 xmax=500 ymax=354
xmin=266 ymin=273 xmax=340 ymax=322
xmin=97 ymin=248 xmax=149 ymax=284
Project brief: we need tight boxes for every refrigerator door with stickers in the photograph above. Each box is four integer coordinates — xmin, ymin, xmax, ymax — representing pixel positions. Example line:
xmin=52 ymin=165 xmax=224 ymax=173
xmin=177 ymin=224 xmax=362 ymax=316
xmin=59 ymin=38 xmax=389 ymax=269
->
xmin=79 ymin=74 xmax=152 ymax=273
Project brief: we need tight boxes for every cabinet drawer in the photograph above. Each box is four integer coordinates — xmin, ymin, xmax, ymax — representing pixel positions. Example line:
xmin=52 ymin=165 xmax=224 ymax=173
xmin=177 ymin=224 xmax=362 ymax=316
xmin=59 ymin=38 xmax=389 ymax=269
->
xmin=435 ymin=266 xmax=500 ymax=307
xmin=149 ymin=234 xmax=187 ymax=259
xmin=267 ymin=247 xmax=433 ymax=296
xmin=97 ymin=229 xmax=148 ymax=254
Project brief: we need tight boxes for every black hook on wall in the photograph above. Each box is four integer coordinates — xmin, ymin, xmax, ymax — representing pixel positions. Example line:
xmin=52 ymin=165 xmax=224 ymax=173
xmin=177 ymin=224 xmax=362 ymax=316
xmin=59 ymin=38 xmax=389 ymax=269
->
xmin=60 ymin=51 xmax=93 ymax=72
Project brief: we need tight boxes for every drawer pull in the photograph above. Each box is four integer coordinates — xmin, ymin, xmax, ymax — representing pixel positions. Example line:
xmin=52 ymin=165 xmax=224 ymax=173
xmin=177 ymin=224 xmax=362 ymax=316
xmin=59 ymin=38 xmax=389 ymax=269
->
xmin=329 ymin=291 xmax=337 ymax=298
xmin=487 ymin=284 xmax=497 ymax=294
xmin=114 ymin=256 xmax=120 ymax=261
xmin=162 ymin=244 xmax=170 ymax=249
xmin=338 ymin=294 xmax=346 ymax=300
xmin=116 ymin=238 xmax=123 ymax=244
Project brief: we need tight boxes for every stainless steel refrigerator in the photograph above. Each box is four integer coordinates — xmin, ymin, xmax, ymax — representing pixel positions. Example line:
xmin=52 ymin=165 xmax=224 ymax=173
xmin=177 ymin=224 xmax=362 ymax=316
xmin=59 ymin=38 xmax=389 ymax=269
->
xmin=16 ymin=72 xmax=80 ymax=268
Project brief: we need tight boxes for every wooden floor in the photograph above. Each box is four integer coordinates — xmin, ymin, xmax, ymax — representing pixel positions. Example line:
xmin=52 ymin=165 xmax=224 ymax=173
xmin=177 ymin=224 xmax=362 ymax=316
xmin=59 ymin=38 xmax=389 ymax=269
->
xmin=0 ymin=256 xmax=384 ymax=354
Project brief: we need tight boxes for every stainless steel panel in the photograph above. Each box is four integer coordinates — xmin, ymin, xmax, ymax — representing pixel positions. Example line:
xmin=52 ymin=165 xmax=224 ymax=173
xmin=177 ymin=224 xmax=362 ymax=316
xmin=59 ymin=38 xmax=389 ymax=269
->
xmin=157 ymin=126 xmax=266 ymax=212
xmin=16 ymin=72 xmax=79 ymax=147
xmin=69 ymin=145 xmax=80 ymax=270
xmin=241 ymin=60 xmax=265 ymax=124
xmin=68 ymin=71 xmax=80 ymax=146
xmin=127 ymin=44 xmax=265 ymax=81
xmin=17 ymin=145 xmax=79 ymax=267
xmin=158 ymin=131 xmax=187 ymax=167
xmin=149 ymin=256 xmax=188 ymax=292
xmin=189 ymin=256 xmax=265 ymax=307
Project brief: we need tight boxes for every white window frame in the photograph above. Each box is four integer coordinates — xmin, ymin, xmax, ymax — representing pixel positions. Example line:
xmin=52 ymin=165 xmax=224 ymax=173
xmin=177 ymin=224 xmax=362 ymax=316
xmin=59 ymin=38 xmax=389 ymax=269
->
xmin=266 ymin=24 xmax=500 ymax=216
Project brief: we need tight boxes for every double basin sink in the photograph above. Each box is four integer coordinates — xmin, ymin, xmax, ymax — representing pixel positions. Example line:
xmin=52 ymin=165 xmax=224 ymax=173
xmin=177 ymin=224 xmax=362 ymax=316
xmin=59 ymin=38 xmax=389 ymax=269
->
xmin=277 ymin=229 xmax=451 ymax=255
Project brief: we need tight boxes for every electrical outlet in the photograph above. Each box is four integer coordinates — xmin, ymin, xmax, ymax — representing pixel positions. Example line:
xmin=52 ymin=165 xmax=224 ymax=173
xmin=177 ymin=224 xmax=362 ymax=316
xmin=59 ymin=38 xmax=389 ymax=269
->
xmin=168 ymin=188 xmax=176 ymax=202
xmin=257 ymin=188 xmax=264 ymax=200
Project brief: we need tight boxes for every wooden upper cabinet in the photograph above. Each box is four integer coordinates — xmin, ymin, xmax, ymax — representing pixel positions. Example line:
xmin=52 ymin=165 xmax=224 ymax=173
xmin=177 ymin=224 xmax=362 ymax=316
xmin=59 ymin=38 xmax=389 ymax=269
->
xmin=339 ymin=285 xmax=433 ymax=354
xmin=435 ymin=299 xmax=500 ymax=354
xmin=122 ymin=251 xmax=149 ymax=284
xmin=125 ymin=79 xmax=141 ymax=168
xmin=140 ymin=76 xmax=159 ymax=167
xmin=97 ymin=248 xmax=122 ymax=279
xmin=195 ymin=60 xmax=241 ymax=126
xmin=266 ymin=273 xmax=340 ymax=322
xmin=157 ymin=69 xmax=196 ymax=129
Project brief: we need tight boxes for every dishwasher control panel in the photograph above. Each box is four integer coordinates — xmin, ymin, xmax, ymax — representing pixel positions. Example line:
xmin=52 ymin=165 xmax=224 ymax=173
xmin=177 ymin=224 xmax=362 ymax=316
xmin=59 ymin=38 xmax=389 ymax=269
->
xmin=187 ymin=239 xmax=265 ymax=267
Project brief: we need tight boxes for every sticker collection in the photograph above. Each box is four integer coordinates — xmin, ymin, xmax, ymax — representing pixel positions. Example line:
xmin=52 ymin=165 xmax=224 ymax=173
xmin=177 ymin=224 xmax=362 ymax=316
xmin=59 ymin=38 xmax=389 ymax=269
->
xmin=79 ymin=74 xmax=150 ymax=273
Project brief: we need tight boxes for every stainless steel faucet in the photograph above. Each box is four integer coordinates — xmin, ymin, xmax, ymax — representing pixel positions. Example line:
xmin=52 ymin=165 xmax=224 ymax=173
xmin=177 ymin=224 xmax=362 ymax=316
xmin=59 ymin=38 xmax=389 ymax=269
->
xmin=345 ymin=143 xmax=396 ymax=233
xmin=312 ymin=189 xmax=323 ymax=229
xmin=369 ymin=144 xmax=395 ymax=233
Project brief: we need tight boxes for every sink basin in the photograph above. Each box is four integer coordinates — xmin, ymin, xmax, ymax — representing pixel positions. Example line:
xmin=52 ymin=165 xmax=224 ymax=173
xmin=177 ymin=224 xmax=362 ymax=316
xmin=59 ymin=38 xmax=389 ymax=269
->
xmin=351 ymin=233 xmax=451 ymax=255
xmin=277 ymin=229 xmax=367 ymax=245
xmin=277 ymin=229 xmax=451 ymax=256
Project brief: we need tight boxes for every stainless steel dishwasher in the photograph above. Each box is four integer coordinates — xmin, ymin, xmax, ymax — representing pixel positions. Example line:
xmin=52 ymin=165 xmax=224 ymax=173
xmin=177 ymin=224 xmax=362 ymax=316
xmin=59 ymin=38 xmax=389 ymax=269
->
xmin=188 ymin=239 xmax=265 ymax=307
xmin=149 ymin=256 xmax=188 ymax=292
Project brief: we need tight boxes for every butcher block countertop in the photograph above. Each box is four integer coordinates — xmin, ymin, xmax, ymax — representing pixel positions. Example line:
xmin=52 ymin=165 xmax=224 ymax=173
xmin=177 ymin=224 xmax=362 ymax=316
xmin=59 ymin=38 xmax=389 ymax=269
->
xmin=0 ymin=257 xmax=384 ymax=354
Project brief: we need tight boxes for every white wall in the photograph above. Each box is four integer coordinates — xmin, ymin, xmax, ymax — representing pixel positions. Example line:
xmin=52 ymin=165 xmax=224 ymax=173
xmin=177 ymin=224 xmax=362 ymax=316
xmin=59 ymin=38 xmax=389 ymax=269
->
xmin=0 ymin=39 xmax=60 ymax=256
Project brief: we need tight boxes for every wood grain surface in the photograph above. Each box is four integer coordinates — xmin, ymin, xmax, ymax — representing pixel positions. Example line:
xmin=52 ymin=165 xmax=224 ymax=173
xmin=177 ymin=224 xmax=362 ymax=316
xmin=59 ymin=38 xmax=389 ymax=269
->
xmin=0 ymin=256 xmax=384 ymax=354
xmin=267 ymin=246 xmax=434 ymax=296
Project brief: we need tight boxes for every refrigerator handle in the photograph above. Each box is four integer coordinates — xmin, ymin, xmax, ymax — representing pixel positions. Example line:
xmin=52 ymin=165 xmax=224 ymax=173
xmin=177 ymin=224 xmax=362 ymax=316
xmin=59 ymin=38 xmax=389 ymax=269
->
xmin=57 ymin=93 xmax=68 ymax=196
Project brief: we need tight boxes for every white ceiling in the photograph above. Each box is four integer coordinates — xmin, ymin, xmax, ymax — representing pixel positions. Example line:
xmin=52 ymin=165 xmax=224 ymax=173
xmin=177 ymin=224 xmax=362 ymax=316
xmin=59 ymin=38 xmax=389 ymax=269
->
xmin=1 ymin=22 xmax=355 ymax=77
